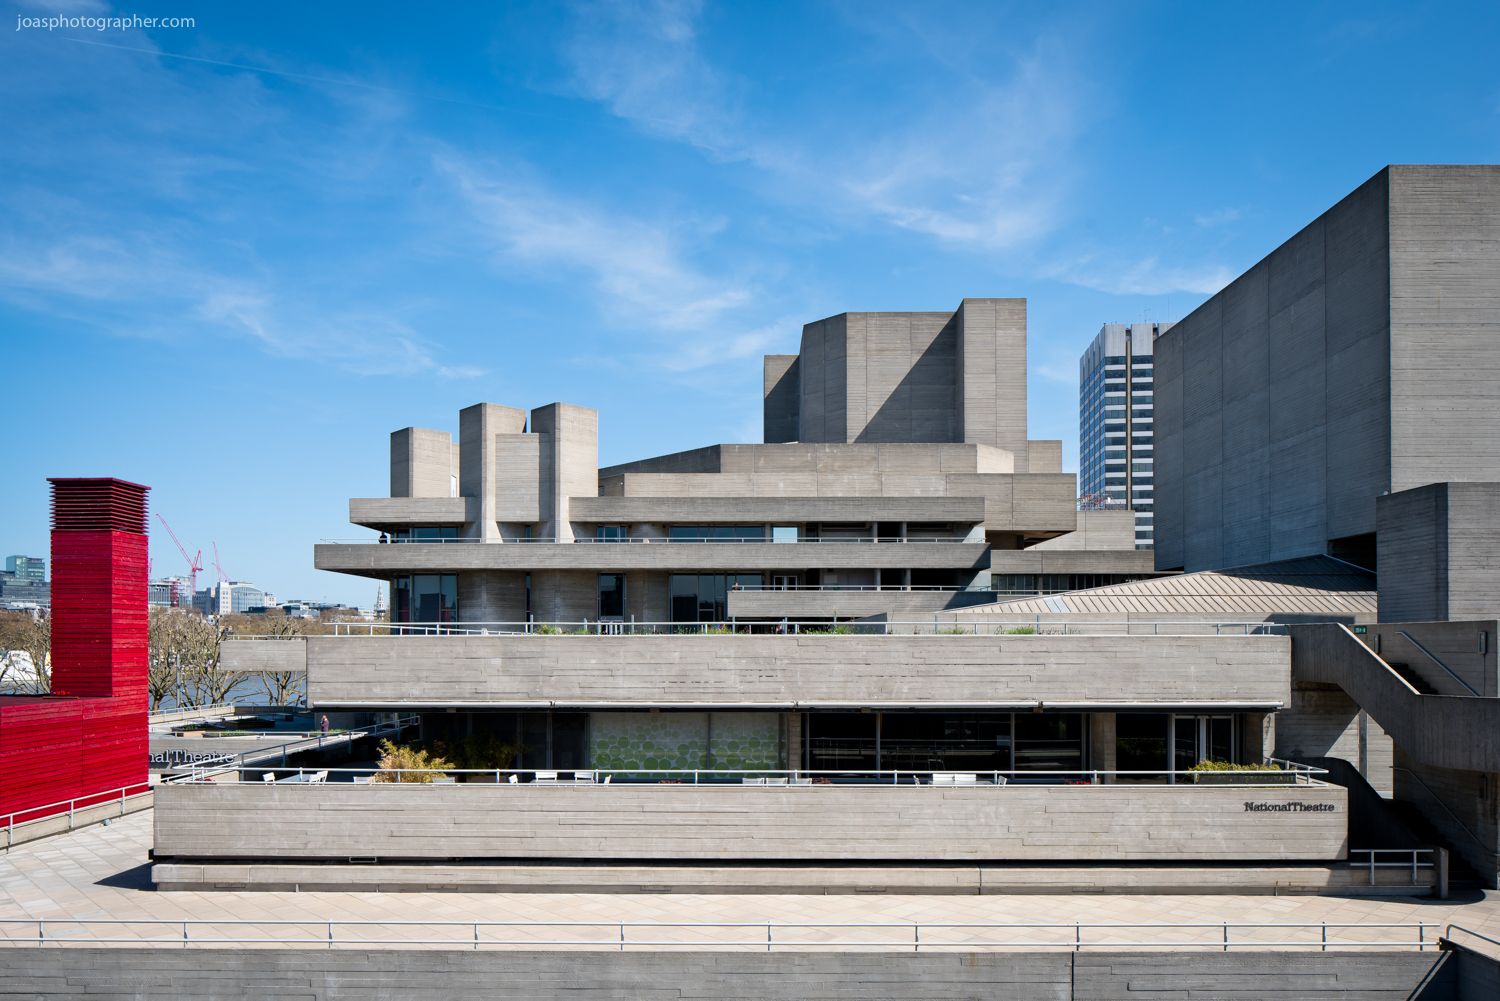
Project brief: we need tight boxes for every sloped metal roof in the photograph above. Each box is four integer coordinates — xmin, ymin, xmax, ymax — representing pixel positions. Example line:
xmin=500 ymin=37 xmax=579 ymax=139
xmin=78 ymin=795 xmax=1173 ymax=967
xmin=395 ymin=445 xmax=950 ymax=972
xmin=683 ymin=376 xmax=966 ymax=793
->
xmin=963 ymin=555 xmax=1376 ymax=618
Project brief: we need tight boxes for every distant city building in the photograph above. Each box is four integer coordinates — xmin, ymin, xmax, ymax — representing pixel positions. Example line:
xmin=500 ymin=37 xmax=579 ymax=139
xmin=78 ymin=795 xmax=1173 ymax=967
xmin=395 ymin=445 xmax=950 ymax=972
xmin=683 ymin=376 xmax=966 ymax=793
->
xmin=1079 ymin=322 xmax=1174 ymax=550
xmin=0 ymin=568 xmax=50 ymax=610
xmin=5 ymin=556 xmax=45 ymax=582
xmin=148 ymin=575 xmax=197 ymax=608
xmin=193 ymin=581 xmax=269 ymax=616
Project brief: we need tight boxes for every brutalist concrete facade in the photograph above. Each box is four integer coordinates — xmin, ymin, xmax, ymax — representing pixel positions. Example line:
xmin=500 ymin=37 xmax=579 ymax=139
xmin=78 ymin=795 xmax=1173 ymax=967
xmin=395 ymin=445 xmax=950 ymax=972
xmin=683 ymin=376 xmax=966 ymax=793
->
xmin=1154 ymin=165 xmax=1500 ymax=575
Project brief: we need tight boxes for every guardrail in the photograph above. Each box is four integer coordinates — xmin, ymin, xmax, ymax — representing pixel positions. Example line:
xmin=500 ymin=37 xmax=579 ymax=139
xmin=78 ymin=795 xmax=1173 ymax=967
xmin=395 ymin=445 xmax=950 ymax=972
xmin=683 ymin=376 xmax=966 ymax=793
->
xmin=5 ymin=783 xmax=152 ymax=846
xmin=169 ymin=764 xmax=1329 ymax=787
xmin=0 ymin=919 xmax=1438 ymax=951
xmin=304 ymin=619 xmax=1292 ymax=637
xmin=166 ymin=715 xmax=418 ymax=778
xmin=147 ymin=702 xmax=241 ymax=724
xmin=1347 ymin=849 xmax=1434 ymax=885
xmin=321 ymin=537 xmax=978 ymax=545
xmin=1445 ymin=924 xmax=1500 ymax=957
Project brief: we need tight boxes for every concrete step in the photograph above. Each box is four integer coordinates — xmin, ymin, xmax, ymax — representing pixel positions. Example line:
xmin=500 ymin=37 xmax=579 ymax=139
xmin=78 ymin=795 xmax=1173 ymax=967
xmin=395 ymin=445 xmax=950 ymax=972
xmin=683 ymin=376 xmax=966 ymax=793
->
xmin=153 ymin=861 xmax=1439 ymax=896
xmin=1384 ymin=662 xmax=1437 ymax=695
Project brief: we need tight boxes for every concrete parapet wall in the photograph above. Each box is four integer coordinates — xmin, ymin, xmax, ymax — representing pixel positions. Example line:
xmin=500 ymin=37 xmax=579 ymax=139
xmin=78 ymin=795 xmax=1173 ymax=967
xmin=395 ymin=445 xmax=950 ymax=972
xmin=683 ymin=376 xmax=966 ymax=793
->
xmin=153 ymin=860 xmax=1431 ymax=896
xmin=288 ymin=634 xmax=1291 ymax=709
xmin=153 ymin=782 xmax=1347 ymax=862
xmin=1289 ymin=623 xmax=1500 ymax=773
xmin=726 ymin=589 xmax=996 ymax=619
xmin=313 ymin=541 xmax=990 ymax=577
xmin=0 ymin=949 xmax=1454 ymax=1000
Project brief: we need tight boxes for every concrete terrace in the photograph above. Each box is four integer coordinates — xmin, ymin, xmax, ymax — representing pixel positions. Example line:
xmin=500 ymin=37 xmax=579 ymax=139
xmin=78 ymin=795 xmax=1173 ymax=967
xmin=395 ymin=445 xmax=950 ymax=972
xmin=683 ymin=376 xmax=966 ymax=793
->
xmin=4 ymin=811 xmax=1499 ymax=951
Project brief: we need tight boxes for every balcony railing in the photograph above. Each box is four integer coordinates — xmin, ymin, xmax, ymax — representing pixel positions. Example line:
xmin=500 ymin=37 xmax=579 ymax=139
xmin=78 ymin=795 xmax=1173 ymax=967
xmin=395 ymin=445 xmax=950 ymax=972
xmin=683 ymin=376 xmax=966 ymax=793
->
xmin=0 ymin=918 xmax=1440 ymax=951
xmin=296 ymin=619 xmax=1292 ymax=637
xmin=320 ymin=536 xmax=976 ymax=544
xmin=166 ymin=764 xmax=1328 ymax=787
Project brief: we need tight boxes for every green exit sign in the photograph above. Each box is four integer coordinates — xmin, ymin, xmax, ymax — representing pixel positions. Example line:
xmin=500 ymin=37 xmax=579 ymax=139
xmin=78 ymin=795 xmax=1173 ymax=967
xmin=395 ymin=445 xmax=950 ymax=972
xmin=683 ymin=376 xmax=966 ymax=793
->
xmin=1353 ymin=626 xmax=1367 ymax=634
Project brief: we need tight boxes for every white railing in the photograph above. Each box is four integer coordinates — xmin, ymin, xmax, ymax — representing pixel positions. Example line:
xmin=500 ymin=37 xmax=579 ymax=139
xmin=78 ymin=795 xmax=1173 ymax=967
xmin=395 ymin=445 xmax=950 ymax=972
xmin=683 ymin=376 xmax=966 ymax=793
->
xmin=167 ymin=715 xmax=418 ymax=778
xmin=320 ymin=537 xmax=978 ymax=545
xmin=170 ymin=765 xmax=1328 ymax=787
xmin=307 ymin=619 xmax=1291 ymax=637
xmin=147 ymin=702 xmax=239 ymax=722
xmin=5 ymin=783 xmax=152 ymax=847
xmin=0 ymin=919 xmax=1439 ymax=951
xmin=1346 ymin=849 xmax=1434 ymax=885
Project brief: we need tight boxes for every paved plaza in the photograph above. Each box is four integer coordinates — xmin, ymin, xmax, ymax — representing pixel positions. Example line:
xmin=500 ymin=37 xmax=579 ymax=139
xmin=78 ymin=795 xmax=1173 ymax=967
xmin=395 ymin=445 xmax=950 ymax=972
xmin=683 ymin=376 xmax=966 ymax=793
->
xmin=1 ymin=812 xmax=1498 ymax=953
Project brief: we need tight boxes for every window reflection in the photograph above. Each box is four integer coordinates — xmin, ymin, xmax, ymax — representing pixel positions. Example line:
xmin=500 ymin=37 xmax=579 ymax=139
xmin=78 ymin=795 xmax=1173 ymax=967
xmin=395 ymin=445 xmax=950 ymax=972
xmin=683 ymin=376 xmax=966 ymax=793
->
xmin=393 ymin=574 xmax=458 ymax=623
xmin=669 ymin=573 xmax=762 ymax=622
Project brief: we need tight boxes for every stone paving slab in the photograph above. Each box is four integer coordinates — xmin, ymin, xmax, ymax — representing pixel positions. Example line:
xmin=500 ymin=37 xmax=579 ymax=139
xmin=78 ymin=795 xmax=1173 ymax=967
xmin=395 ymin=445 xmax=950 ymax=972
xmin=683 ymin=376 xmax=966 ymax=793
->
xmin=0 ymin=811 xmax=1497 ymax=952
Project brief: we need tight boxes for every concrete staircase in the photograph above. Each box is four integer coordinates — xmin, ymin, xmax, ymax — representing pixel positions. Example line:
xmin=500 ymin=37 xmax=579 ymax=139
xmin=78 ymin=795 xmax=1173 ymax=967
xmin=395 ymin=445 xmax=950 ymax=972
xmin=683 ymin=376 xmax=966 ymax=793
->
xmin=1384 ymin=662 xmax=1438 ymax=695
xmin=1387 ymin=800 xmax=1484 ymax=892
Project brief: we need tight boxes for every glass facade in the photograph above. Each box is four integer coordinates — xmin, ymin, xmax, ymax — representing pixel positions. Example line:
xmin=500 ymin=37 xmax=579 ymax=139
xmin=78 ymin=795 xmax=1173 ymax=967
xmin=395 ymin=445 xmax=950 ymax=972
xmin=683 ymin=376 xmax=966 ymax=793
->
xmin=669 ymin=573 xmax=763 ymax=622
xmin=805 ymin=711 xmax=1084 ymax=779
xmin=598 ymin=574 xmax=625 ymax=618
xmin=669 ymin=526 xmax=765 ymax=541
xmin=393 ymin=574 xmax=458 ymax=623
xmin=1079 ymin=324 xmax=1170 ymax=549
xmin=390 ymin=526 xmax=459 ymax=542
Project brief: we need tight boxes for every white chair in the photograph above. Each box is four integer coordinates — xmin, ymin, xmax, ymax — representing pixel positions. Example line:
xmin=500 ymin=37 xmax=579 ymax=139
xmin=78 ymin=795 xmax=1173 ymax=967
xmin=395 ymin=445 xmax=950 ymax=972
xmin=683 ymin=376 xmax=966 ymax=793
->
xmin=353 ymin=775 xmax=372 ymax=785
xmin=310 ymin=771 xmax=329 ymax=784
xmin=791 ymin=778 xmax=813 ymax=786
xmin=932 ymin=773 xmax=978 ymax=786
xmin=741 ymin=777 xmax=767 ymax=785
xmin=602 ymin=775 xmax=612 ymax=784
xmin=533 ymin=771 xmax=558 ymax=783
xmin=765 ymin=777 xmax=788 ymax=786
xmin=430 ymin=775 xmax=456 ymax=784
xmin=507 ymin=774 xmax=519 ymax=784
xmin=262 ymin=772 xmax=276 ymax=784
xmin=572 ymin=771 xmax=595 ymax=784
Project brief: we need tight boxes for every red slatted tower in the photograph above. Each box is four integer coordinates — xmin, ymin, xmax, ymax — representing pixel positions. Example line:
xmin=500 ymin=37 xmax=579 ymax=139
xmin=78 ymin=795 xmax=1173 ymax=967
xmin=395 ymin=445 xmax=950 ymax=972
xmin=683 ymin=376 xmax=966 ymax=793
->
xmin=0 ymin=478 xmax=150 ymax=822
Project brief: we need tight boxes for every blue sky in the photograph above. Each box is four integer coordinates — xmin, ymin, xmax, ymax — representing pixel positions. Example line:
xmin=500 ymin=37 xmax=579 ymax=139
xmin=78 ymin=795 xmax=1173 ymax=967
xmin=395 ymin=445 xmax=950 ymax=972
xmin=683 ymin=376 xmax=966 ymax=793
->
xmin=4 ymin=1 xmax=1497 ymax=607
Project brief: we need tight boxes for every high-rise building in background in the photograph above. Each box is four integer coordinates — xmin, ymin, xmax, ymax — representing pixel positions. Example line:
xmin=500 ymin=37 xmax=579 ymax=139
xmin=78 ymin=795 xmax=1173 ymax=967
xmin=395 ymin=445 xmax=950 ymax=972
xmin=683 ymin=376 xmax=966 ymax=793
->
xmin=193 ymin=581 xmax=269 ymax=615
xmin=5 ymin=555 xmax=45 ymax=581
xmin=1078 ymin=322 xmax=1174 ymax=550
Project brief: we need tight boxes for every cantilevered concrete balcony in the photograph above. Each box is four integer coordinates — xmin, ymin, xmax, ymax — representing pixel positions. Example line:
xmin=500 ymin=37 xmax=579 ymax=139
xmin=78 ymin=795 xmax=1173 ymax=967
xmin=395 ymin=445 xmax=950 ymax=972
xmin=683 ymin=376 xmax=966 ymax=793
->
xmin=220 ymin=633 xmax=1291 ymax=711
xmin=153 ymin=780 xmax=1346 ymax=863
xmin=349 ymin=497 xmax=472 ymax=529
xmin=313 ymin=539 xmax=992 ymax=578
xmin=568 ymin=496 xmax=987 ymax=524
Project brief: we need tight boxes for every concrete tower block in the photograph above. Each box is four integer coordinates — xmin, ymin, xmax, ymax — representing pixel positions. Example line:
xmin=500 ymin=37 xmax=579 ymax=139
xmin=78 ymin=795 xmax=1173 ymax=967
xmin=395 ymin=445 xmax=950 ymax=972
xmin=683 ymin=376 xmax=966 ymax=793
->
xmin=459 ymin=404 xmax=527 ymax=542
xmin=955 ymin=297 xmax=1028 ymax=462
xmin=390 ymin=427 xmax=456 ymax=499
xmin=531 ymin=403 xmax=599 ymax=543
xmin=763 ymin=355 xmax=800 ymax=443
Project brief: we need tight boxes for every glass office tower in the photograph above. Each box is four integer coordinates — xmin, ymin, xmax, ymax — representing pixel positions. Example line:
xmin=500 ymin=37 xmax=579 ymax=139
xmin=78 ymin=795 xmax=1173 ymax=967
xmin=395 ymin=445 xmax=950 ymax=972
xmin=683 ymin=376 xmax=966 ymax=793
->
xmin=1079 ymin=322 xmax=1174 ymax=550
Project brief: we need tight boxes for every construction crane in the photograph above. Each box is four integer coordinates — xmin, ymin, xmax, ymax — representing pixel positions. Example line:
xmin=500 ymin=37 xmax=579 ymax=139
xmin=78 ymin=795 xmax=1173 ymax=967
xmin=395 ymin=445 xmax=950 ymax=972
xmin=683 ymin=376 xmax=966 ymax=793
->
xmin=212 ymin=541 xmax=230 ymax=584
xmin=156 ymin=514 xmax=203 ymax=606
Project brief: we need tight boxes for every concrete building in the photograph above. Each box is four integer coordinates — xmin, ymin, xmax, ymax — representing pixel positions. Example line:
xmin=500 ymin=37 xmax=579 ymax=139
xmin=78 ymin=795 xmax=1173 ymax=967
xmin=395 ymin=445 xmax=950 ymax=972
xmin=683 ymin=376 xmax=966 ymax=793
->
xmin=1154 ymin=165 xmax=1500 ymax=575
xmin=149 ymin=298 xmax=1375 ymax=895
xmin=148 ymin=575 xmax=195 ymax=609
xmin=1078 ymin=322 xmax=1174 ymax=549
xmin=193 ymin=581 xmax=269 ymax=616
xmin=1145 ymin=165 xmax=1500 ymax=887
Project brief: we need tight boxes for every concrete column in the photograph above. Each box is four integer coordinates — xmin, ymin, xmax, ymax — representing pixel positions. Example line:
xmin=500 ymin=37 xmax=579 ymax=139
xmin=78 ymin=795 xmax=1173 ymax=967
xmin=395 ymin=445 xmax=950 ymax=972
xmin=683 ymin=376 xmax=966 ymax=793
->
xmin=530 ymin=570 xmax=597 ymax=623
xmin=459 ymin=404 xmax=526 ymax=542
xmin=786 ymin=713 xmax=802 ymax=774
xmin=531 ymin=403 xmax=598 ymax=543
xmin=1089 ymin=713 xmax=1117 ymax=783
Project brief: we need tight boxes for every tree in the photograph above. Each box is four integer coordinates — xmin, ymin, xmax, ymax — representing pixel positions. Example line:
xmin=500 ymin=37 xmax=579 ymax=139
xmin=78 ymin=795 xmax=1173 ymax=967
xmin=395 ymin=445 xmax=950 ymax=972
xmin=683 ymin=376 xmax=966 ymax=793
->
xmin=0 ymin=611 xmax=50 ymax=694
xmin=253 ymin=613 xmax=310 ymax=706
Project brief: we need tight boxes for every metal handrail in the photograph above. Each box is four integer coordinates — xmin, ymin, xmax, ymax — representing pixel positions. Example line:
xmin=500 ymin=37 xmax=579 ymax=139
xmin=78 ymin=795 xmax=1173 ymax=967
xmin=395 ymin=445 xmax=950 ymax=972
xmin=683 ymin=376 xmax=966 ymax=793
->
xmin=321 ymin=537 xmax=980 ymax=545
xmin=1393 ymin=767 xmax=1500 ymax=857
xmin=166 ymin=715 xmax=418 ymax=778
xmin=168 ymin=764 xmax=1327 ymax=786
xmin=1394 ymin=631 xmax=1482 ymax=696
xmin=1445 ymin=924 xmax=1500 ymax=957
xmin=147 ymin=702 xmax=238 ymax=720
xmin=1346 ymin=849 xmax=1434 ymax=886
xmin=5 ymin=782 xmax=152 ymax=846
xmin=296 ymin=620 xmax=1293 ymax=638
xmin=0 ymin=919 xmax=1439 ymax=951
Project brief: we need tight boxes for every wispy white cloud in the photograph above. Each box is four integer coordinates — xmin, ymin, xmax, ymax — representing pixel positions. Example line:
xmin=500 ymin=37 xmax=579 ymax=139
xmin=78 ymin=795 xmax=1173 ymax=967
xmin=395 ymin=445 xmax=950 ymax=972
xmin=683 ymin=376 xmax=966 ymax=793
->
xmin=1041 ymin=251 xmax=1235 ymax=297
xmin=437 ymin=152 xmax=769 ymax=362
xmin=1195 ymin=207 xmax=1242 ymax=227
xmin=557 ymin=0 xmax=1083 ymax=252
